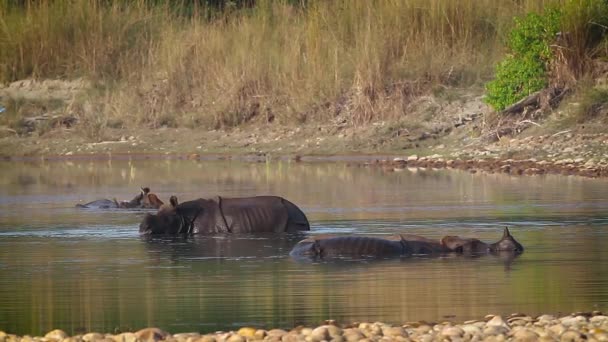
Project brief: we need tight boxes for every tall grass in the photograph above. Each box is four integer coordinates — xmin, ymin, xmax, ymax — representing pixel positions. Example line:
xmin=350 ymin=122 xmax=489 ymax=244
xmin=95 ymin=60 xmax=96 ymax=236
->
xmin=0 ymin=0 xmax=567 ymax=130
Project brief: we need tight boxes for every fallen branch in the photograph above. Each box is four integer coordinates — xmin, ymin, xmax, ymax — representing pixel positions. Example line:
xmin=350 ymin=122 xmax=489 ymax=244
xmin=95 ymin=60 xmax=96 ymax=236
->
xmin=516 ymin=119 xmax=541 ymax=127
xmin=500 ymin=91 xmax=541 ymax=115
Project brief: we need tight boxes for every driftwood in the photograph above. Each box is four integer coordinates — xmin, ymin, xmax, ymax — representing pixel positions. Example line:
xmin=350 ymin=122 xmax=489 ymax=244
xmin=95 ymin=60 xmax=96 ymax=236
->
xmin=482 ymin=87 xmax=570 ymax=142
xmin=500 ymin=91 xmax=541 ymax=115
xmin=22 ymin=114 xmax=77 ymax=127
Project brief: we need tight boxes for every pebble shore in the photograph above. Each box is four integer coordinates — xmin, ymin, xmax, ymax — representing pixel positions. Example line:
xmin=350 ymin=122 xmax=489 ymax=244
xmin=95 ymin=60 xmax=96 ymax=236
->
xmin=362 ymin=154 xmax=608 ymax=178
xmin=3 ymin=312 xmax=608 ymax=342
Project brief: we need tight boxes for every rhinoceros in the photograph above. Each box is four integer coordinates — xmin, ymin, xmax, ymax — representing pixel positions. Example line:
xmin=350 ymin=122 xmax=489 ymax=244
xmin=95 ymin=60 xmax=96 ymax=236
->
xmin=139 ymin=195 xmax=310 ymax=235
xmin=76 ymin=187 xmax=163 ymax=209
xmin=289 ymin=227 xmax=523 ymax=259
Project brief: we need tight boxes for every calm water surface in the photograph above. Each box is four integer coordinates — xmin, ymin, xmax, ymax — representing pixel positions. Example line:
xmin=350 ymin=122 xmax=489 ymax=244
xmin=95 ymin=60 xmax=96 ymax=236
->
xmin=1 ymin=159 xmax=608 ymax=335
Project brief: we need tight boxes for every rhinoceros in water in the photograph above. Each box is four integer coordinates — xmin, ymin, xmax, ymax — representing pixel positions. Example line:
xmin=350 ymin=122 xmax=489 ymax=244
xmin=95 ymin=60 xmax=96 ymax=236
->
xmin=76 ymin=187 xmax=163 ymax=209
xmin=139 ymin=195 xmax=310 ymax=234
xmin=289 ymin=227 xmax=523 ymax=259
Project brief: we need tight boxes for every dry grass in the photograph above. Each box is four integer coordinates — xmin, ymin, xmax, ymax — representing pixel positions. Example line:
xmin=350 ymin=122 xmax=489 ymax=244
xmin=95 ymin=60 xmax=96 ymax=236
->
xmin=0 ymin=0 xmax=582 ymax=138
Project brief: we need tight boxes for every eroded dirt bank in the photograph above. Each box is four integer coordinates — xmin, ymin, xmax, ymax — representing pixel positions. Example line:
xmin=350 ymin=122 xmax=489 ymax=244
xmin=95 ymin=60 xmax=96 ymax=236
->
xmin=1 ymin=80 xmax=607 ymax=178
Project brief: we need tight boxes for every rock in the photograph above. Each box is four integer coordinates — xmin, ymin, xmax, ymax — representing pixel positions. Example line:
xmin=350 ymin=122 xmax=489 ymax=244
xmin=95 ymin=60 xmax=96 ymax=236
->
xmin=112 ymin=333 xmax=139 ymax=342
xmin=82 ymin=333 xmax=104 ymax=342
xmin=486 ymin=316 xmax=509 ymax=330
xmin=560 ymin=330 xmax=586 ymax=342
xmin=342 ymin=329 xmax=365 ymax=342
xmin=381 ymin=326 xmax=406 ymax=338
xmin=511 ymin=328 xmax=539 ymax=342
xmin=253 ymin=330 xmax=267 ymax=340
xmin=326 ymin=326 xmax=343 ymax=338
xmin=441 ymin=326 xmax=464 ymax=338
xmin=536 ymin=315 xmax=557 ymax=323
xmin=310 ymin=326 xmax=329 ymax=341
xmin=548 ymin=324 xmax=567 ymax=336
xmin=591 ymin=316 xmax=608 ymax=325
xmin=266 ymin=329 xmax=287 ymax=337
xmin=235 ymin=328 xmax=255 ymax=338
xmin=135 ymin=328 xmax=168 ymax=342
xmin=225 ymin=334 xmax=245 ymax=342
xmin=461 ymin=324 xmax=482 ymax=335
xmin=45 ymin=331 xmax=69 ymax=341
xmin=407 ymin=155 xmax=418 ymax=162
xmin=483 ymin=326 xmax=509 ymax=336
xmin=560 ymin=315 xmax=587 ymax=327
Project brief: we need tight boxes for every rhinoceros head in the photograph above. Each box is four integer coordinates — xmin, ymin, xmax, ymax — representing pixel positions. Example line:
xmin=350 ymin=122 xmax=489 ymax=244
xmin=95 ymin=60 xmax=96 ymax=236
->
xmin=139 ymin=195 xmax=189 ymax=234
xmin=489 ymin=227 xmax=524 ymax=253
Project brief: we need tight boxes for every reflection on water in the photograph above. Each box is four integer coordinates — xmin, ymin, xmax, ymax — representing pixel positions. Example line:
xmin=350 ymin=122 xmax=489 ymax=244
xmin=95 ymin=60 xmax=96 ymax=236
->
xmin=1 ymin=159 xmax=608 ymax=335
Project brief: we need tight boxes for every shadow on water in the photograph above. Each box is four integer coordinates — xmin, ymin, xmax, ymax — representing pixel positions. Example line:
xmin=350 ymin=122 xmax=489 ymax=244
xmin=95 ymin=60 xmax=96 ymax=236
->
xmin=0 ymin=159 xmax=608 ymax=334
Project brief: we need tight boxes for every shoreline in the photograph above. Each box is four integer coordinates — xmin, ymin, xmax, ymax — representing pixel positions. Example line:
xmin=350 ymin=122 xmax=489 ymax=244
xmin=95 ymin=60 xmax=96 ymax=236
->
xmin=2 ymin=312 xmax=607 ymax=342
xmin=2 ymin=151 xmax=608 ymax=179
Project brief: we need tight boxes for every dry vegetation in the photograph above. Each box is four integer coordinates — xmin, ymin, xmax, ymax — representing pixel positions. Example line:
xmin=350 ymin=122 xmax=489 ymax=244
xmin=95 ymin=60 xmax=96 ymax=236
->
xmin=0 ymin=1 xmax=554 ymax=127
xmin=0 ymin=0 xmax=606 ymax=155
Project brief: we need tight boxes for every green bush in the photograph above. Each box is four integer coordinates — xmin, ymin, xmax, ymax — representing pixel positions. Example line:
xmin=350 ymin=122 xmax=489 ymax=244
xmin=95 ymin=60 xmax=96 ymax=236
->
xmin=485 ymin=9 xmax=561 ymax=111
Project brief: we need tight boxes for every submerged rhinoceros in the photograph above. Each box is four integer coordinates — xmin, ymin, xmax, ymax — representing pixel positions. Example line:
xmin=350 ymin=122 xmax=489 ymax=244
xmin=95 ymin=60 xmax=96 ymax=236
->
xmin=289 ymin=227 xmax=523 ymax=259
xmin=139 ymin=195 xmax=310 ymax=235
xmin=76 ymin=187 xmax=163 ymax=209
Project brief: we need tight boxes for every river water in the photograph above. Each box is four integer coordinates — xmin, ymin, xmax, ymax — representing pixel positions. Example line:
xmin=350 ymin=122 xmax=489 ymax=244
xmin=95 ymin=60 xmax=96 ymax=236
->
xmin=0 ymin=158 xmax=607 ymax=335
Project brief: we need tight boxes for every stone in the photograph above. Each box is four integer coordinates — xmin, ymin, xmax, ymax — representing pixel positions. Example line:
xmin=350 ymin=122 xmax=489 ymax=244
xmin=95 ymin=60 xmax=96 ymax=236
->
xmin=135 ymin=328 xmax=168 ymax=342
xmin=45 ymin=330 xmax=69 ymax=341
xmin=253 ymin=330 xmax=267 ymax=340
xmin=486 ymin=316 xmax=509 ymax=329
xmin=560 ymin=315 xmax=587 ymax=327
xmin=112 ymin=333 xmax=139 ymax=342
xmin=536 ymin=315 xmax=557 ymax=323
xmin=548 ymin=324 xmax=567 ymax=336
xmin=309 ymin=326 xmax=329 ymax=341
xmin=267 ymin=329 xmax=287 ymax=337
xmin=591 ymin=316 xmax=608 ymax=325
xmin=483 ymin=326 xmax=509 ymax=336
xmin=225 ymin=334 xmax=245 ymax=342
xmin=461 ymin=324 xmax=482 ymax=335
xmin=441 ymin=326 xmax=464 ymax=338
xmin=342 ymin=329 xmax=365 ymax=342
xmin=82 ymin=333 xmax=104 ymax=342
xmin=560 ymin=330 xmax=585 ymax=342
xmin=172 ymin=334 xmax=200 ymax=341
xmin=195 ymin=336 xmax=216 ymax=342
xmin=236 ymin=328 xmax=255 ymax=338
xmin=299 ymin=328 xmax=312 ymax=337
xmin=407 ymin=155 xmax=418 ymax=162
xmin=381 ymin=326 xmax=406 ymax=338
xmin=325 ymin=326 xmax=342 ymax=339
xmin=511 ymin=328 xmax=539 ymax=342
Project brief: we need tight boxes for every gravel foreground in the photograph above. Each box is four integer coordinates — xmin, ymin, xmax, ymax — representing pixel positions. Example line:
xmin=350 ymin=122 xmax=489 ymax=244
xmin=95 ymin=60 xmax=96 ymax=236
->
xmin=2 ymin=312 xmax=608 ymax=342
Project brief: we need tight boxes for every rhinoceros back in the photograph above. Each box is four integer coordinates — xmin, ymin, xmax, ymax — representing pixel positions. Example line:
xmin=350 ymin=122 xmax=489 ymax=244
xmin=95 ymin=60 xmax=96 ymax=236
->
xmin=218 ymin=196 xmax=291 ymax=233
xmin=291 ymin=236 xmax=406 ymax=258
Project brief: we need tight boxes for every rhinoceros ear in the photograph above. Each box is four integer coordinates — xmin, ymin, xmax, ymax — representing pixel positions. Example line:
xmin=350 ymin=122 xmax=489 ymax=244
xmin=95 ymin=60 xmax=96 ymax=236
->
xmin=170 ymin=195 xmax=179 ymax=208
xmin=503 ymin=227 xmax=511 ymax=238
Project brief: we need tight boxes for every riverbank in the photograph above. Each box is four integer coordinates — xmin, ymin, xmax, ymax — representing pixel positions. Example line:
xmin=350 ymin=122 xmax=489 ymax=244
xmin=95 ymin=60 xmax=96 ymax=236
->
xmin=1 ymin=116 xmax=607 ymax=179
xmin=1 ymin=79 xmax=607 ymax=178
xmin=2 ymin=313 xmax=607 ymax=342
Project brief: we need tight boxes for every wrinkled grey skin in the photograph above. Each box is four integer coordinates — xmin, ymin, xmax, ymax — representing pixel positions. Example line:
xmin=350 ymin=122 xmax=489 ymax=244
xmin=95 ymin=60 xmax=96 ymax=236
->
xmin=75 ymin=192 xmax=144 ymax=209
xmin=290 ymin=227 xmax=523 ymax=260
xmin=139 ymin=195 xmax=310 ymax=235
